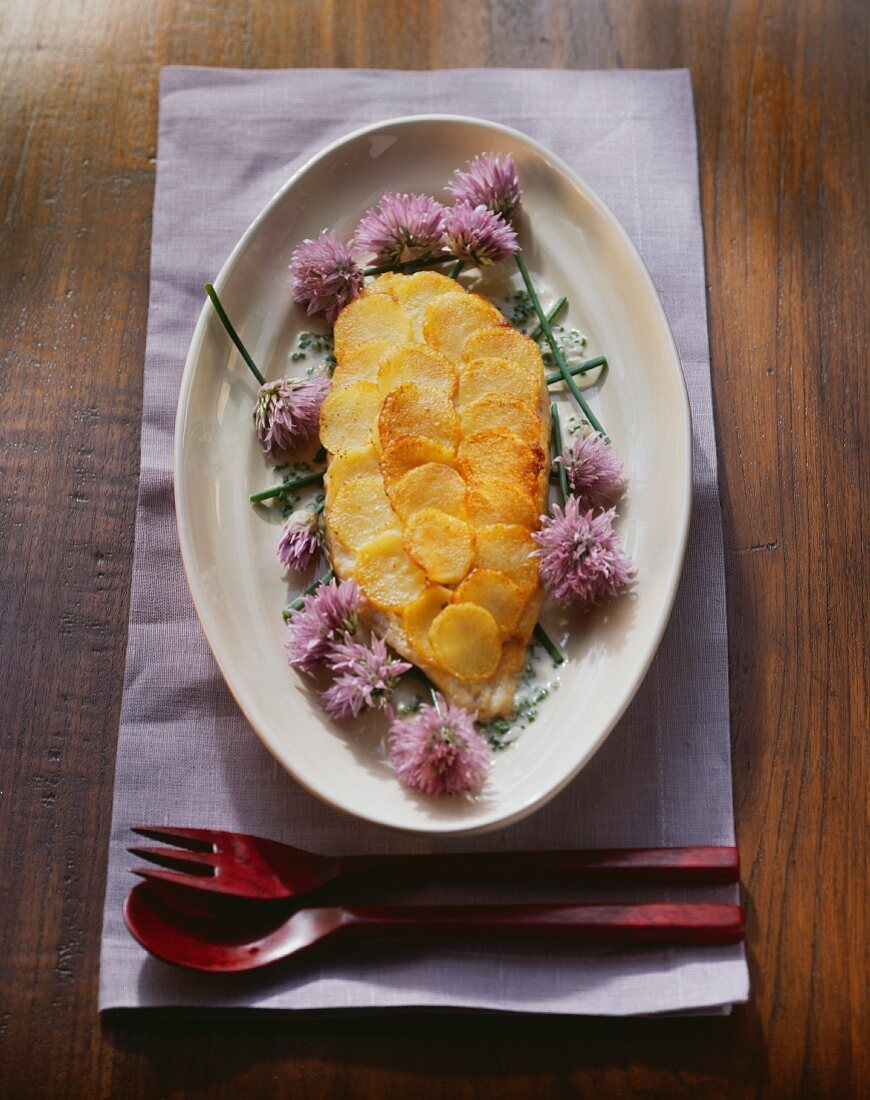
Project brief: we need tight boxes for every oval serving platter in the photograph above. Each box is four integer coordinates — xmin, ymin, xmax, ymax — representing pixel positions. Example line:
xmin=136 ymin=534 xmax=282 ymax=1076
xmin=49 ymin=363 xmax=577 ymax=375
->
xmin=175 ymin=115 xmax=692 ymax=835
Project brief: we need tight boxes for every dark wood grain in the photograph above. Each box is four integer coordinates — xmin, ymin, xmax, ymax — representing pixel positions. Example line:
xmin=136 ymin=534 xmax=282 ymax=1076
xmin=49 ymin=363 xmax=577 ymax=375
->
xmin=0 ymin=1 xmax=866 ymax=1097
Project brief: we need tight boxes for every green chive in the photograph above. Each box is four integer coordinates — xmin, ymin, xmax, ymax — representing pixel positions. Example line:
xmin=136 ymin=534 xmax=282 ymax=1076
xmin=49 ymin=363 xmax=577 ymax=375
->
xmin=363 ymin=252 xmax=459 ymax=277
xmin=514 ymin=252 xmax=608 ymax=440
xmin=531 ymin=296 xmax=567 ymax=341
xmin=250 ymin=471 xmax=324 ymax=504
xmin=283 ymin=568 xmax=335 ymax=619
xmin=550 ymin=402 xmax=569 ymax=504
xmin=545 ymin=356 xmax=607 ymax=387
xmin=204 ymin=284 xmax=265 ymax=386
xmin=533 ymin=623 xmax=566 ymax=666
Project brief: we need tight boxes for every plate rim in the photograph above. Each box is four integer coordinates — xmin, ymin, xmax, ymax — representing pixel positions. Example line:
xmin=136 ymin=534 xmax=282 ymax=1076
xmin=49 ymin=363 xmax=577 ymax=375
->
xmin=173 ymin=114 xmax=693 ymax=835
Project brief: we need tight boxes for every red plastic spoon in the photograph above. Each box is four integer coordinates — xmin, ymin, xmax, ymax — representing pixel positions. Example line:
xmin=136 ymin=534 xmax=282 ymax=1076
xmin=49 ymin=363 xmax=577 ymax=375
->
xmin=124 ymin=881 xmax=745 ymax=973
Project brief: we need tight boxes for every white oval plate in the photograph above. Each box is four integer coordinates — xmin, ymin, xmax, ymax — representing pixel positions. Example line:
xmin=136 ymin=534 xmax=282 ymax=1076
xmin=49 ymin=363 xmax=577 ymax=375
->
xmin=175 ymin=116 xmax=691 ymax=836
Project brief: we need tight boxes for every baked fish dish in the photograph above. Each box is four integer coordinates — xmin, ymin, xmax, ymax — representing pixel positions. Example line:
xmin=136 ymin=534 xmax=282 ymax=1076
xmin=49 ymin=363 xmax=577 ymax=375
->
xmin=319 ymin=271 xmax=550 ymax=719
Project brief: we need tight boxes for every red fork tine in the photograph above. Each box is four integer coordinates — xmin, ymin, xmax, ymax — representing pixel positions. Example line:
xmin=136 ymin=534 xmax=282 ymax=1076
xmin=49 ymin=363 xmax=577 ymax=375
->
xmin=131 ymin=826 xmax=222 ymax=851
xmin=128 ymin=846 xmax=219 ymax=876
xmin=130 ymin=866 xmax=231 ymax=895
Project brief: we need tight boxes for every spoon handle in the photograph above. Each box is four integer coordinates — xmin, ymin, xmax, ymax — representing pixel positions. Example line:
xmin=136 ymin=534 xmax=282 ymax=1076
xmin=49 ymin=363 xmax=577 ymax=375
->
xmin=339 ymin=901 xmax=745 ymax=946
xmin=340 ymin=846 xmax=740 ymax=887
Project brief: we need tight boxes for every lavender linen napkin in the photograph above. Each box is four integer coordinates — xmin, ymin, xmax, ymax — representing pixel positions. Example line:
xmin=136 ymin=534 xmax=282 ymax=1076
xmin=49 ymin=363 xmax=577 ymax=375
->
xmin=99 ymin=67 xmax=749 ymax=1015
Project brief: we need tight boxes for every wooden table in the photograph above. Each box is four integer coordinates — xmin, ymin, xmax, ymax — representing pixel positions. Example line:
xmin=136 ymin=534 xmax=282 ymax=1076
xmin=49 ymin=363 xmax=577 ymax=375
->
xmin=1 ymin=2 xmax=866 ymax=1096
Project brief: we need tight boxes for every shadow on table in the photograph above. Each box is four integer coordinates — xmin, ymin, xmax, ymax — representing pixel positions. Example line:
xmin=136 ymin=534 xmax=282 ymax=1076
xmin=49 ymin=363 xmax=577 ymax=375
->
xmin=102 ymin=905 xmax=766 ymax=1096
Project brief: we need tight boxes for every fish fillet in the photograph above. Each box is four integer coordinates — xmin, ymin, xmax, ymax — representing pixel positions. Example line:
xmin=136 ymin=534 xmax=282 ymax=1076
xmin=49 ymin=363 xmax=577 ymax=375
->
xmin=320 ymin=272 xmax=550 ymax=719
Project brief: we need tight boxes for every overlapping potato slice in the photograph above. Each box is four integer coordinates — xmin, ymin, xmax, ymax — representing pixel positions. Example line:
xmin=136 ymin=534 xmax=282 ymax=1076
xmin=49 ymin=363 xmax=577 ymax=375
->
xmin=380 ymin=435 xmax=456 ymax=492
xmin=325 ymin=445 xmax=381 ymax=499
xmin=364 ymin=272 xmax=405 ymax=296
xmin=460 ymin=394 xmax=542 ymax=447
xmin=325 ymin=446 xmax=382 ymax=509
xmin=355 ymin=531 xmax=427 ymax=611
xmin=474 ymin=523 xmax=540 ymax=591
xmin=402 ymin=584 xmax=453 ymax=662
xmin=330 ymin=474 xmax=400 ymax=552
xmin=422 ymin=293 xmax=508 ymax=363
xmin=319 ymin=381 xmax=381 ymax=453
xmin=404 ymin=508 xmax=474 ymax=585
xmin=391 ymin=462 xmax=467 ymax=521
xmin=453 ymin=568 xmax=525 ymax=636
xmin=497 ymin=635 xmax=530 ymax=679
xmin=377 ymin=344 xmax=457 ymax=398
xmin=466 ymin=476 xmax=540 ymax=529
xmin=429 ymin=603 xmax=501 ymax=681
xmin=392 ymin=271 xmax=459 ymax=340
xmin=458 ymin=429 xmax=545 ymax=497
xmin=332 ymin=339 xmax=393 ymax=390
xmin=462 ymin=327 xmax=543 ymax=379
xmin=457 ymin=358 xmax=541 ymax=411
xmin=333 ymin=293 xmax=413 ymax=361
xmin=378 ymin=382 xmax=460 ymax=451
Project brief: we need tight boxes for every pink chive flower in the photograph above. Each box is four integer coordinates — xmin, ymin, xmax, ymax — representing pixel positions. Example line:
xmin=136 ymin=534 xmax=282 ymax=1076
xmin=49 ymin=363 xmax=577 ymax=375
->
xmin=290 ymin=230 xmax=364 ymax=324
xmin=447 ymin=152 xmax=523 ymax=222
xmin=253 ymin=374 xmax=330 ymax=457
xmin=442 ymin=203 xmax=518 ymax=266
xmin=353 ymin=192 xmax=447 ymax=265
xmin=388 ymin=694 xmax=490 ymax=797
xmin=285 ymin=577 xmax=361 ymax=674
xmin=533 ymin=498 xmax=635 ymax=607
xmin=277 ymin=507 xmax=321 ymax=571
xmin=556 ymin=433 xmax=626 ymax=512
xmin=321 ymin=636 xmax=411 ymax=719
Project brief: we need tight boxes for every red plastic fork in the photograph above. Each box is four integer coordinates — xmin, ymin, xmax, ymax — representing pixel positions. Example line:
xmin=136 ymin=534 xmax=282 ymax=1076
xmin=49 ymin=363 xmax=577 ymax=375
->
xmin=130 ymin=826 xmax=740 ymax=901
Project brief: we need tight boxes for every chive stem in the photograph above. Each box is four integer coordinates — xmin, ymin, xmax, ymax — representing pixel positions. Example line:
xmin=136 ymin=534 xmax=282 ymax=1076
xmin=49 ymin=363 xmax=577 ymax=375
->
xmin=533 ymin=623 xmax=566 ymax=666
xmin=531 ymin=296 xmax=567 ymax=341
xmin=545 ymin=356 xmax=607 ymax=387
xmin=514 ymin=253 xmax=608 ymax=440
xmin=283 ymin=568 xmax=335 ymax=618
xmin=250 ymin=471 xmax=324 ymax=503
xmin=550 ymin=403 xmax=569 ymax=504
xmin=363 ymin=252 xmax=459 ymax=277
xmin=204 ymin=284 xmax=265 ymax=386
xmin=448 ymin=259 xmax=465 ymax=280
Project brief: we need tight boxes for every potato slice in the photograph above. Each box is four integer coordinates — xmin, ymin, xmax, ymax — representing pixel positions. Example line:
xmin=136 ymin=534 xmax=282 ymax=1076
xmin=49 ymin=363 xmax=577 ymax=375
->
xmin=458 ymin=359 xmax=542 ymax=412
xmin=402 ymin=584 xmax=453 ymax=662
xmin=404 ymin=508 xmax=474 ymax=585
xmin=392 ymin=271 xmax=460 ymax=340
xmin=498 ymin=635 xmax=530 ymax=679
xmin=332 ymin=339 xmax=393 ymax=389
xmin=429 ymin=604 xmax=501 ymax=681
xmin=460 ymin=393 xmax=542 ymax=447
xmin=333 ymin=294 xmax=413 ymax=362
xmin=453 ymin=568 xmax=525 ymax=636
xmin=325 ymin=445 xmax=381 ymax=503
xmin=466 ymin=476 xmax=541 ymax=529
xmin=364 ymin=272 xmax=405 ymax=297
xmin=377 ymin=344 xmax=458 ymax=398
xmin=329 ymin=474 xmax=400 ymax=552
xmin=457 ymin=429 xmax=545 ymax=497
xmin=378 ymin=382 xmax=460 ymax=451
xmin=391 ymin=462 xmax=467 ymax=521
xmin=355 ymin=531 xmax=427 ymax=611
xmin=422 ymin=293 xmax=508 ymax=363
xmin=379 ymin=435 xmax=456 ymax=492
xmin=319 ymin=381 xmax=381 ymax=453
xmin=514 ymin=595 xmax=541 ymax=640
xmin=462 ymin=326 xmax=544 ymax=380
xmin=474 ymin=523 xmax=540 ymax=591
